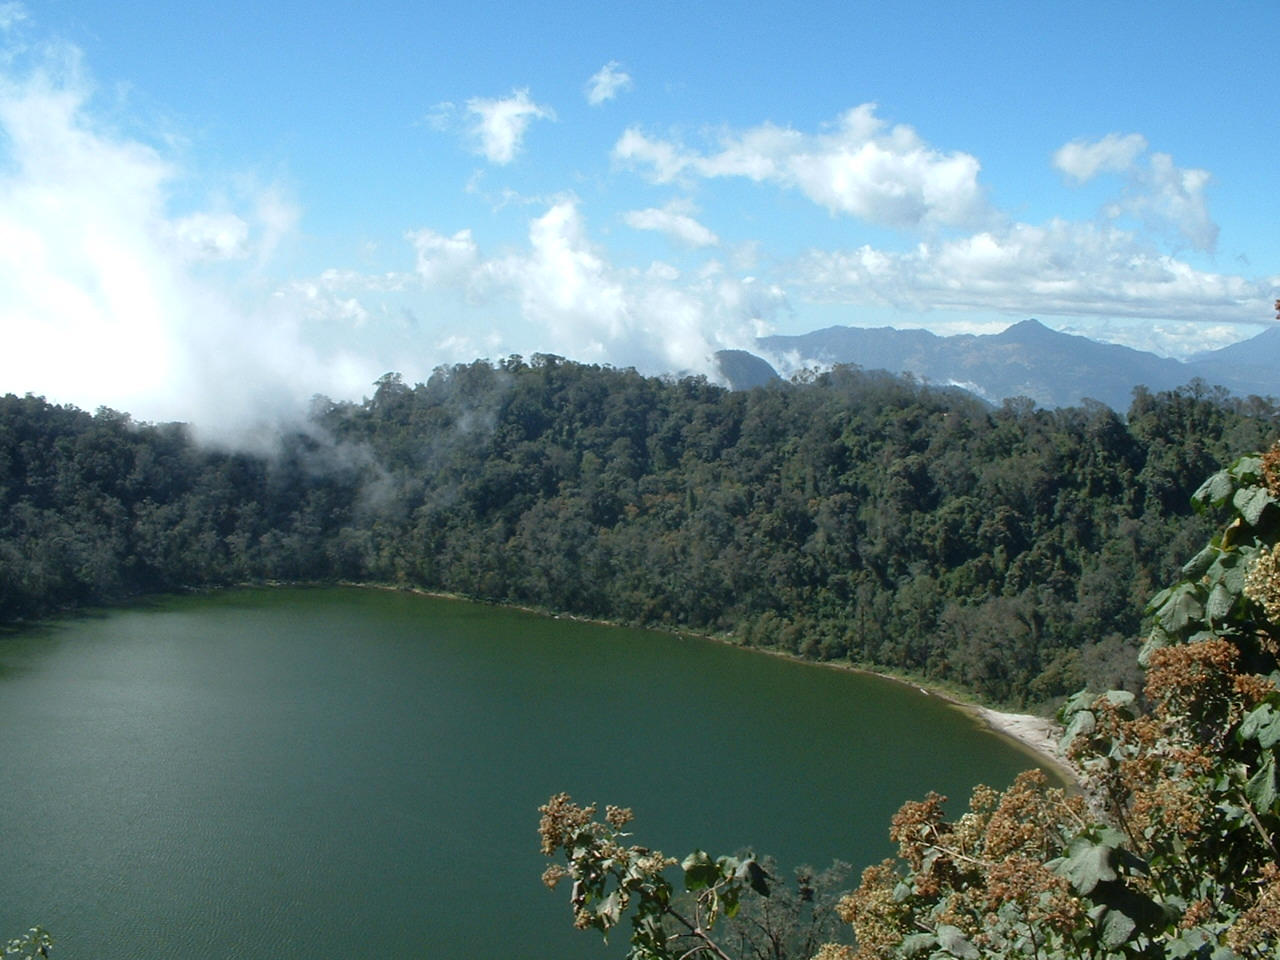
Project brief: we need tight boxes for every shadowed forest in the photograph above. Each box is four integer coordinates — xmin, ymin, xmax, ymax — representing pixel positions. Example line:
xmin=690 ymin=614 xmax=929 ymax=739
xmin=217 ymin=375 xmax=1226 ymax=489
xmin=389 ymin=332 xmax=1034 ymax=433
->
xmin=2 ymin=356 xmax=1276 ymax=707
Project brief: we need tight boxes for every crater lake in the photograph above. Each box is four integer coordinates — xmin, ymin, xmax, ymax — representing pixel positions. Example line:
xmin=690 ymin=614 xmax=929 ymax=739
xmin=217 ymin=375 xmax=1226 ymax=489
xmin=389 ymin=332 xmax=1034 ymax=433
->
xmin=0 ymin=587 xmax=1057 ymax=958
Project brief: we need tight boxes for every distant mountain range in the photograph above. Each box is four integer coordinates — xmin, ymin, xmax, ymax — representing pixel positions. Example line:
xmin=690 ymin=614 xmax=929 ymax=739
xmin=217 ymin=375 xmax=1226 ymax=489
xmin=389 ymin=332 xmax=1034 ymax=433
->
xmin=715 ymin=319 xmax=1280 ymax=411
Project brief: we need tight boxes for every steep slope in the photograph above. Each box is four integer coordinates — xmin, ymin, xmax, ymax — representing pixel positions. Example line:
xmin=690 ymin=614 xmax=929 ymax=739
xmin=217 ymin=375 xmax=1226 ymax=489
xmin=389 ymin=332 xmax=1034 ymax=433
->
xmin=1187 ymin=324 xmax=1280 ymax=398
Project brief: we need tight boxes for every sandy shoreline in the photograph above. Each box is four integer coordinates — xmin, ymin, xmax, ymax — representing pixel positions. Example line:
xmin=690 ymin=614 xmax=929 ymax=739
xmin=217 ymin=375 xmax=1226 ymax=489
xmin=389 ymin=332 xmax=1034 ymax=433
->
xmin=967 ymin=704 xmax=1077 ymax=783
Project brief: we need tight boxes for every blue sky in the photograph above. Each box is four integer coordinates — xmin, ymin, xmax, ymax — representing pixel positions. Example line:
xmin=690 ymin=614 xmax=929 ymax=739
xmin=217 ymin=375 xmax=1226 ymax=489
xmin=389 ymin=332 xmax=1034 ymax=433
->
xmin=0 ymin=0 xmax=1276 ymax=433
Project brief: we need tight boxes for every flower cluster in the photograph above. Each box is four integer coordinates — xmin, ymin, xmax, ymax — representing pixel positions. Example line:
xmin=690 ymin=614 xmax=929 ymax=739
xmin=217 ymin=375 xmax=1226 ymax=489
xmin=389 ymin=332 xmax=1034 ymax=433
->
xmin=1245 ymin=543 xmax=1280 ymax=633
xmin=537 ymin=791 xmax=597 ymax=856
xmin=837 ymin=770 xmax=1089 ymax=958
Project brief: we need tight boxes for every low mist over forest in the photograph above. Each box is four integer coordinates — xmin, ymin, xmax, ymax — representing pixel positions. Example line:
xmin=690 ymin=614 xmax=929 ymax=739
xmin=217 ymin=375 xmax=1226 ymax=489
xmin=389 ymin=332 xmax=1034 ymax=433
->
xmin=3 ymin=357 xmax=1276 ymax=707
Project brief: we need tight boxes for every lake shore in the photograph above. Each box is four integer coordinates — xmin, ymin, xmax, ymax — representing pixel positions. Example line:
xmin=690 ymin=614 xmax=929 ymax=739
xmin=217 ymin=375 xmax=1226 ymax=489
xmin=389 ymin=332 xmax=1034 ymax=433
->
xmin=131 ymin=581 xmax=1088 ymax=782
xmin=356 ymin=580 xmax=1084 ymax=781
xmin=965 ymin=703 xmax=1077 ymax=784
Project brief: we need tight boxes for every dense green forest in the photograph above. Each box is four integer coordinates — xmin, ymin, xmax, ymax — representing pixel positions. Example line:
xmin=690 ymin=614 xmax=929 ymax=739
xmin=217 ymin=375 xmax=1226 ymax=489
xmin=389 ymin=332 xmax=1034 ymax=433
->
xmin=2 ymin=357 xmax=1276 ymax=706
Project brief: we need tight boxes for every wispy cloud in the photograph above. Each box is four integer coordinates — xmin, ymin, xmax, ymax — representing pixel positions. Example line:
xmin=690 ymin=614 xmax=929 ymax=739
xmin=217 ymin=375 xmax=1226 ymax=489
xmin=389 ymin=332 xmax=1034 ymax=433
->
xmin=1056 ymin=132 xmax=1217 ymax=252
xmin=614 ymin=103 xmax=990 ymax=230
xmin=1118 ymin=152 xmax=1217 ymax=253
xmin=793 ymin=219 xmax=1266 ymax=322
xmin=585 ymin=61 xmax=632 ymax=106
xmin=0 ymin=1 xmax=27 ymax=31
xmin=1053 ymin=133 xmax=1148 ymax=183
xmin=623 ymin=202 xmax=719 ymax=248
xmin=464 ymin=88 xmax=554 ymax=165
xmin=167 ymin=212 xmax=252 ymax=261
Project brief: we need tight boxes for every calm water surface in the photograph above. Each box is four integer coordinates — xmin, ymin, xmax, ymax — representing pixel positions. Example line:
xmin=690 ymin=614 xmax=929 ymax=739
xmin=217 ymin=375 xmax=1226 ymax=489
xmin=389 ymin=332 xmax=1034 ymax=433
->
xmin=0 ymin=588 xmax=1052 ymax=959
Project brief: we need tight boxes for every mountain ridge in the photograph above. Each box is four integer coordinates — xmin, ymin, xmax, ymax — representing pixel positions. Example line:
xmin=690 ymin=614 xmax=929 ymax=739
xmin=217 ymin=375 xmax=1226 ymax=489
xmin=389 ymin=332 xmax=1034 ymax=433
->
xmin=717 ymin=319 xmax=1279 ymax=410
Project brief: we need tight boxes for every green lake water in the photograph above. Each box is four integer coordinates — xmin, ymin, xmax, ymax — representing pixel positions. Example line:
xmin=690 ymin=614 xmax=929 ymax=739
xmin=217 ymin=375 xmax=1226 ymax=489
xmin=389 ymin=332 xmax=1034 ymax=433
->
xmin=0 ymin=587 xmax=1053 ymax=958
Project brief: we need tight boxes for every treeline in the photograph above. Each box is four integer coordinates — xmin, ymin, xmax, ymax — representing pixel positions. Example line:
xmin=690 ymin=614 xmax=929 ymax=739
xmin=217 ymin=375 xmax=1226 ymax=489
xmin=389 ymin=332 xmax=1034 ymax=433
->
xmin=2 ymin=356 xmax=1276 ymax=706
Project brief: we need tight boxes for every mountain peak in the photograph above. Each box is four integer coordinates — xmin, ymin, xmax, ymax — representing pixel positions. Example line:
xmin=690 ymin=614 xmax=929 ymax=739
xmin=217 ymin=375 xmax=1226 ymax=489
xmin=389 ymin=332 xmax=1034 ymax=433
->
xmin=994 ymin=318 xmax=1057 ymax=342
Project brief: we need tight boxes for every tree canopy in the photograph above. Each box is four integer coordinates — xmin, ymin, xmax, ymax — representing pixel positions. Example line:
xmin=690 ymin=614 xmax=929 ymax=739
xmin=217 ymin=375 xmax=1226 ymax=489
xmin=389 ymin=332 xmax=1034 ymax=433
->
xmin=2 ymin=365 xmax=1276 ymax=707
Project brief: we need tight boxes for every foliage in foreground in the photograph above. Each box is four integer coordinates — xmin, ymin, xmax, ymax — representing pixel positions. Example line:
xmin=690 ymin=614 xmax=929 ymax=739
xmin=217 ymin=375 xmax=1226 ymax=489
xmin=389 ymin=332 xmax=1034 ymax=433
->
xmin=541 ymin=441 xmax=1280 ymax=958
xmin=537 ymin=794 xmax=849 ymax=960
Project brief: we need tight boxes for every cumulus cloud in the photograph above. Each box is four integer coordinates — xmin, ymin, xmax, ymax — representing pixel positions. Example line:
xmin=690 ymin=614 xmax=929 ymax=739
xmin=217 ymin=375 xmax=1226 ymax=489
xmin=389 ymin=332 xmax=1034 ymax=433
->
xmin=585 ymin=61 xmax=632 ymax=106
xmin=406 ymin=199 xmax=780 ymax=374
xmin=0 ymin=36 xmax=375 ymax=437
xmin=1055 ymin=133 xmax=1217 ymax=252
xmin=1053 ymin=132 xmax=1148 ymax=182
xmin=407 ymin=227 xmax=481 ymax=287
xmin=793 ymin=219 xmax=1268 ymax=323
xmin=623 ymin=203 xmax=719 ymax=248
xmin=613 ymin=103 xmax=989 ymax=230
xmin=465 ymin=88 xmax=554 ymax=165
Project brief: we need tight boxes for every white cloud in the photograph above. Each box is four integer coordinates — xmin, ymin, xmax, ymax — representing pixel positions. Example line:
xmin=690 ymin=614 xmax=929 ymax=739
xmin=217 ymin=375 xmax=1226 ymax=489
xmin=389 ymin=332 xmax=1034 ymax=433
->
xmin=613 ymin=103 xmax=989 ymax=230
xmin=422 ymin=100 xmax=456 ymax=132
xmin=0 ymin=37 xmax=376 ymax=436
xmin=408 ymin=227 xmax=481 ymax=287
xmin=1058 ymin=318 xmax=1262 ymax=359
xmin=1121 ymin=152 xmax=1217 ymax=252
xmin=464 ymin=88 xmax=554 ymax=165
xmin=251 ymin=187 xmax=301 ymax=264
xmin=168 ymin=212 xmax=251 ymax=261
xmin=585 ymin=61 xmax=632 ymax=106
xmin=1055 ymin=133 xmax=1217 ymax=252
xmin=793 ymin=218 xmax=1268 ymax=323
xmin=406 ymin=200 xmax=779 ymax=374
xmin=1053 ymin=132 xmax=1148 ymax=182
xmin=613 ymin=127 xmax=688 ymax=181
xmin=623 ymin=203 xmax=719 ymax=248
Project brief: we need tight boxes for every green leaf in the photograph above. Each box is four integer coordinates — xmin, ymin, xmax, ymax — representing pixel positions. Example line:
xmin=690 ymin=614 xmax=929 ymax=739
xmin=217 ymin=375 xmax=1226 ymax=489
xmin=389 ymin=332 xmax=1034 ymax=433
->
xmin=1181 ymin=544 xmax=1217 ymax=580
xmin=900 ymin=932 xmax=936 ymax=956
xmin=1219 ymin=551 xmax=1248 ymax=595
xmin=1245 ymin=756 xmax=1277 ymax=812
xmin=1240 ymin=704 xmax=1280 ymax=747
xmin=1102 ymin=690 xmax=1135 ymax=709
xmin=1096 ymin=825 xmax=1132 ymax=851
xmin=1059 ymin=838 xmax=1117 ymax=894
xmin=1193 ymin=470 xmax=1235 ymax=509
xmin=1146 ymin=586 xmax=1173 ymax=614
xmin=681 ymin=851 xmax=717 ymax=891
xmin=1231 ymin=455 xmax=1265 ymax=483
xmin=1098 ymin=906 xmax=1137 ymax=949
xmin=1060 ymin=708 xmax=1095 ymax=751
xmin=1154 ymin=583 xmax=1204 ymax=634
xmin=1234 ymin=485 xmax=1276 ymax=527
xmin=1091 ymin=882 xmax=1167 ymax=947
xmin=598 ymin=891 xmax=622 ymax=927
xmin=721 ymin=886 xmax=741 ymax=918
xmin=1206 ymin=582 xmax=1234 ymax=622
xmin=935 ymin=923 xmax=980 ymax=959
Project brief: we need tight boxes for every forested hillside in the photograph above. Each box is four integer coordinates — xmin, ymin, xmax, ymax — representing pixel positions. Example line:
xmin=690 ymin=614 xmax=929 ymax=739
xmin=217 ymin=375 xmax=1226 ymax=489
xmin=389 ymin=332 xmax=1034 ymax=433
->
xmin=2 ymin=356 xmax=1276 ymax=706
